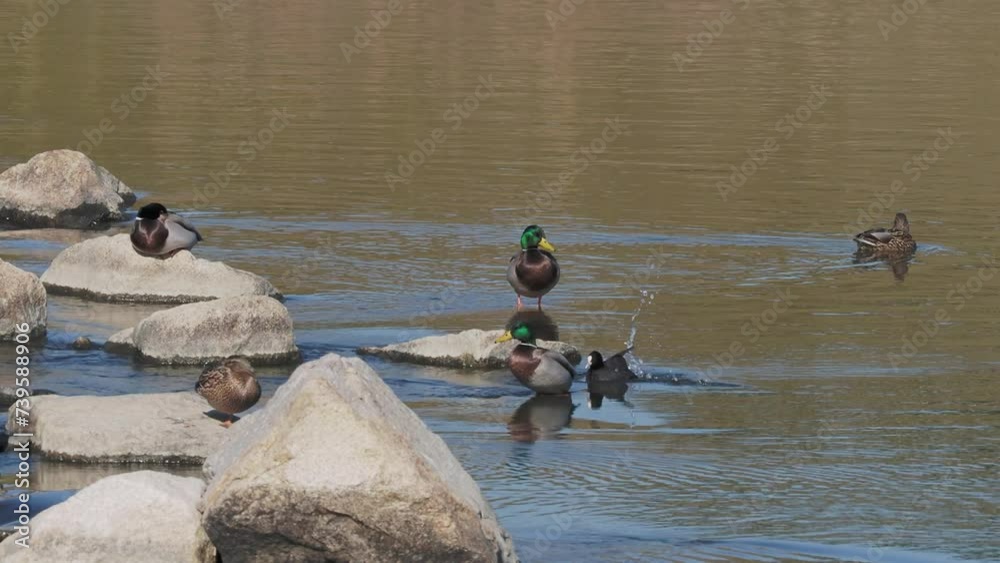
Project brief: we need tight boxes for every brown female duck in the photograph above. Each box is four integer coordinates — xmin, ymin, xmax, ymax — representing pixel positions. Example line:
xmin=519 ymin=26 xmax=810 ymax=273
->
xmin=195 ymin=356 xmax=261 ymax=427
xmin=853 ymin=212 xmax=916 ymax=256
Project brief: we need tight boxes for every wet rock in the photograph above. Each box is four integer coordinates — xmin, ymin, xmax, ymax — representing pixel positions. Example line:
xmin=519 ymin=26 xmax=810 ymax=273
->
xmin=71 ymin=336 xmax=93 ymax=350
xmin=202 ymin=353 xmax=518 ymax=563
xmin=41 ymin=234 xmax=282 ymax=303
xmin=359 ymin=328 xmax=581 ymax=369
xmin=4 ymin=392 xmax=227 ymax=464
xmin=0 ymin=471 xmax=215 ymax=562
xmin=104 ymin=295 xmax=299 ymax=365
xmin=0 ymin=150 xmax=135 ymax=229
xmin=0 ymin=260 xmax=46 ymax=340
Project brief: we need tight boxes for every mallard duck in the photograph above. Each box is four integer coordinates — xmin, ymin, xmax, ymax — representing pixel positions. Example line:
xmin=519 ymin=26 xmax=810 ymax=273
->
xmin=195 ymin=356 xmax=261 ymax=427
xmin=586 ymin=348 xmax=637 ymax=383
xmin=130 ymin=202 xmax=203 ymax=257
xmin=495 ymin=322 xmax=575 ymax=395
xmin=506 ymin=225 xmax=559 ymax=310
xmin=853 ymin=212 xmax=916 ymax=256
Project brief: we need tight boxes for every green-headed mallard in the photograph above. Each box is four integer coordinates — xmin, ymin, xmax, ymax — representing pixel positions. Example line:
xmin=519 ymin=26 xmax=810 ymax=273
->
xmin=853 ymin=212 xmax=916 ymax=256
xmin=507 ymin=225 xmax=560 ymax=310
xmin=131 ymin=202 xmax=203 ymax=258
xmin=195 ymin=356 xmax=261 ymax=427
xmin=495 ymin=322 xmax=575 ymax=395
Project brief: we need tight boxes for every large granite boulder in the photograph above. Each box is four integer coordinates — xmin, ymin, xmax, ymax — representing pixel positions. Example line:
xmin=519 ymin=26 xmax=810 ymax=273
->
xmin=0 ymin=260 xmax=46 ymax=340
xmin=0 ymin=150 xmax=135 ymax=229
xmin=0 ymin=471 xmax=215 ymax=562
xmin=4 ymin=392 xmax=227 ymax=464
xmin=359 ymin=328 xmax=581 ymax=369
xmin=201 ymin=353 xmax=518 ymax=563
xmin=104 ymin=295 xmax=299 ymax=365
xmin=41 ymin=234 xmax=282 ymax=303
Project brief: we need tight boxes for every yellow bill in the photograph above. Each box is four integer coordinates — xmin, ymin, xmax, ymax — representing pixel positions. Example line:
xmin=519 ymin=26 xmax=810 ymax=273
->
xmin=538 ymin=237 xmax=556 ymax=252
xmin=495 ymin=331 xmax=514 ymax=343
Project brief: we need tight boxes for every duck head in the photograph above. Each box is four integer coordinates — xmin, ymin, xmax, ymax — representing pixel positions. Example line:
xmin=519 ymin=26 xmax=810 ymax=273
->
xmin=520 ymin=225 xmax=555 ymax=252
xmin=893 ymin=212 xmax=910 ymax=233
xmin=495 ymin=322 xmax=536 ymax=345
xmin=137 ymin=202 xmax=169 ymax=221
xmin=586 ymin=351 xmax=605 ymax=369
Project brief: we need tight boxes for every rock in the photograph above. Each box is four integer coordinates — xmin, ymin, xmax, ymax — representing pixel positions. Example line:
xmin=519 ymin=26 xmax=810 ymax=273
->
xmin=0 ymin=387 xmax=55 ymax=410
xmin=104 ymin=295 xmax=299 ymax=365
xmin=0 ymin=260 xmax=47 ymax=340
xmin=0 ymin=471 xmax=215 ymax=563
xmin=4 ymin=392 xmax=227 ymax=464
xmin=0 ymin=150 xmax=135 ymax=229
xmin=201 ymin=353 xmax=518 ymax=563
xmin=358 ymin=328 xmax=581 ymax=369
xmin=41 ymin=234 xmax=282 ymax=303
xmin=71 ymin=336 xmax=93 ymax=350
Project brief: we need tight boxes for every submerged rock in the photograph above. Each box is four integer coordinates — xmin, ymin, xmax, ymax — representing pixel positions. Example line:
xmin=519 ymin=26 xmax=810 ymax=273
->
xmin=104 ymin=295 xmax=299 ymax=365
xmin=4 ymin=392 xmax=227 ymax=464
xmin=0 ymin=150 xmax=135 ymax=229
xmin=0 ymin=260 xmax=47 ymax=340
xmin=358 ymin=328 xmax=581 ymax=369
xmin=0 ymin=471 xmax=215 ymax=562
xmin=202 ymin=353 xmax=518 ymax=563
xmin=41 ymin=233 xmax=282 ymax=303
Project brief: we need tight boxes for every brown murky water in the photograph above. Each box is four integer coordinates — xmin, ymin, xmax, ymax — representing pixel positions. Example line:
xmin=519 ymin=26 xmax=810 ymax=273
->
xmin=1 ymin=0 xmax=998 ymax=560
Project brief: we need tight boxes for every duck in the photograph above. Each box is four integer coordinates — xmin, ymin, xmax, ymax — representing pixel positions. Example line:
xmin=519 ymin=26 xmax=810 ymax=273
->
xmin=495 ymin=322 xmax=576 ymax=395
xmin=195 ymin=356 xmax=261 ymax=427
xmin=853 ymin=212 xmax=916 ymax=256
xmin=130 ymin=202 xmax=203 ymax=257
xmin=507 ymin=225 xmax=559 ymax=310
xmin=586 ymin=348 xmax=638 ymax=383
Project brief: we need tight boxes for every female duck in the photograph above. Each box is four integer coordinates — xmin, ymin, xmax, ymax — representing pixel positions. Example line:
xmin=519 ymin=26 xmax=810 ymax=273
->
xmin=496 ymin=322 xmax=576 ymax=395
xmin=853 ymin=212 xmax=916 ymax=256
xmin=196 ymin=356 xmax=261 ymax=427
xmin=131 ymin=202 xmax=203 ymax=257
xmin=507 ymin=225 xmax=559 ymax=310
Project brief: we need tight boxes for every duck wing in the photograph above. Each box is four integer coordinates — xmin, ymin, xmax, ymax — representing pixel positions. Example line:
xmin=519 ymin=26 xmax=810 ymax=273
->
xmin=167 ymin=213 xmax=204 ymax=241
xmin=537 ymin=348 xmax=577 ymax=377
xmin=854 ymin=228 xmax=893 ymax=246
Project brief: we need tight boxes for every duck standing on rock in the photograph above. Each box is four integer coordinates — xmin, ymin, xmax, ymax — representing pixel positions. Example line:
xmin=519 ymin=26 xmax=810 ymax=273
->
xmin=196 ymin=356 xmax=261 ymax=427
xmin=853 ymin=212 xmax=916 ymax=257
xmin=130 ymin=202 xmax=203 ymax=258
xmin=507 ymin=225 xmax=559 ymax=310
xmin=495 ymin=322 xmax=576 ymax=395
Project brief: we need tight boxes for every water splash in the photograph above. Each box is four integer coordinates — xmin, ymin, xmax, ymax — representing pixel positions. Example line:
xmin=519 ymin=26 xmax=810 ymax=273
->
xmin=624 ymin=289 xmax=655 ymax=378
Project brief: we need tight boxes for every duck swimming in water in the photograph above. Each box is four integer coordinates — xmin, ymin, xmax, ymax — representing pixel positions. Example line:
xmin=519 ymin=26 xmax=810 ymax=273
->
xmin=196 ymin=356 xmax=261 ymax=428
xmin=853 ymin=212 xmax=916 ymax=257
xmin=495 ymin=322 xmax=576 ymax=395
xmin=130 ymin=202 xmax=203 ymax=257
xmin=506 ymin=225 xmax=559 ymax=310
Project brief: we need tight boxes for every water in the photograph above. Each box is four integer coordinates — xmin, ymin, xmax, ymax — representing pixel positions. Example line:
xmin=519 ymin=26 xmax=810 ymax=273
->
xmin=1 ymin=0 xmax=999 ymax=560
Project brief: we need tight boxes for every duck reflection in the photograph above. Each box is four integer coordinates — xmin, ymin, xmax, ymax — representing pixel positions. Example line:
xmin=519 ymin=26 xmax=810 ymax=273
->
xmin=505 ymin=310 xmax=559 ymax=341
xmin=853 ymin=252 xmax=913 ymax=281
xmin=507 ymin=394 xmax=575 ymax=442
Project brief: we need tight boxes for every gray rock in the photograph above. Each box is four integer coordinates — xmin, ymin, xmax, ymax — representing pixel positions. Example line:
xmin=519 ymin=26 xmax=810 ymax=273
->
xmin=0 ymin=150 xmax=135 ymax=229
xmin=358 ymin=328 xmax=581 ymax=369
xmin=202 ymin=353 xmax=518 ymax=563
xmin=104 ymin=295 xmax=300 ymax=365
xmin=4 ymin=392 xmax=227 ymax=464
xmin=0 ymin=260 xmax=46 ymax=340
xmin=0 ymin=387 xmax=55 ymax=410
xmin=41 ymin=233 xmax=282 ymax=303
xmin=0 ymin=471 xmax=215 ymax=563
